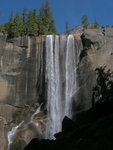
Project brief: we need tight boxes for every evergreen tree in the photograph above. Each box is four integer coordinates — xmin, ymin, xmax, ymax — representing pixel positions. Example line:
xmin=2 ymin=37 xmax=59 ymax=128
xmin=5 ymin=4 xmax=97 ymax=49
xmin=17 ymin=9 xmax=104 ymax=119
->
xmin=45 ymin=0 xmax=56 ymax=34
xmin=2 ymin=0 xmax=56 ymax=37
xmin=93 ymin=19 xmax=99 ymax=29
xmin=27 ymin=9 xmax=39 ymax=36
xmin=81 ymin=15 xmax=89 ymax=29
xmin=39 ymin=3 xmax=46 ymax=34
xmin=65 ymin=22 xmax=69 ymax=34
xmin=0 ymin=25 xmax=5 ymax=34
xmin=6 ymin=11 xmax=15 ymax=37
xmin=39 ymin=0 xmax=56 ymax=34
xmin=22 ymin=8 xmax=28 ymax=35
xmin=32 ymin=8 xmax=39 ymax=35
xmin=82 ymin=15 xmax=89 ymax=25
xmin=13 ymin=11 xmax=24 ymax=36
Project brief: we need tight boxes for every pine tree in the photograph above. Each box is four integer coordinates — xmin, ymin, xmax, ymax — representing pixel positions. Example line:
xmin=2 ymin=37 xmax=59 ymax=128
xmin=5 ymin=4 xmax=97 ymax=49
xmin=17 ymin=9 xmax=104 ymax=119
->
xmin=3 ymin=0 xmax=57 ymax=37
xmin=65 ymin=22 xmax=69 ymax=34
xmin=93 ymin=19 xmax=99 ymax=29
xmin=22 ymin=8 xmax=28 ymax=35
xmin=39 ymin=3 xmax=48 ymax=34
xmin=13 ymin=12 xmax=24 ymax=36
xmin=39 ymin=0 xmax=56 ymax=34
xmin=6 ymin=11 xmax=15 ymax=37
xmin=32 ymin=8 xmax=39 ymax=35
xmin=81 ymin=15 xmax=89 ymax=29
xmin=27 ymin=9 xmax=39 ymax=36
xmin=82 ymin=15 xmax=89 ymax=25
xmin=45 ymin=0 xmax=56 ymax=34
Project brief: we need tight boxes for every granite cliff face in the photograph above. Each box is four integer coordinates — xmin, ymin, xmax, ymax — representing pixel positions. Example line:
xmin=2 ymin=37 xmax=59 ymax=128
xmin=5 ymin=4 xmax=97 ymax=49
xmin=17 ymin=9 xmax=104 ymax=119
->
xmin=0 ymin=27 xmax=113 ymax=149
xmin=76 ymin=27 xmax=113 ymax=112
xmin=0 ymin=36 xmax=46 ymax=150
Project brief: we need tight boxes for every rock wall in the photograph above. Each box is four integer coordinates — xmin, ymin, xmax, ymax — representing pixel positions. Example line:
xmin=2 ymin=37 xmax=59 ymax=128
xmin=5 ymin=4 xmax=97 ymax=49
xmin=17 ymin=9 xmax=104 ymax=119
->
xmin=0 ymin=27 xmax=113 ymax=149
xmin=76 ymin=27 xmax=113 ymax=112
xmin=0 ymin=35 xmax=46 ymax=150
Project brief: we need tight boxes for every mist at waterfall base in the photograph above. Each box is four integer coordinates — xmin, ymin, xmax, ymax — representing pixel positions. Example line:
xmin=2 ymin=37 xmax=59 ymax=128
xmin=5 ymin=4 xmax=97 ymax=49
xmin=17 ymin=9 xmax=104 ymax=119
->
xmin=7 ymin=121 xmax=24 ymax=150
xmin=7 ymin=105 xmax=42 ymax=150
xmin=45 ymin=35 xmax=78 ymax=139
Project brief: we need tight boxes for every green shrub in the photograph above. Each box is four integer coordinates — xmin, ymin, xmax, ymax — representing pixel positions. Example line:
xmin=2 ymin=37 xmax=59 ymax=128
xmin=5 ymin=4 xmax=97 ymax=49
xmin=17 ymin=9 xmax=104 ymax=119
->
xmin=80 ymin=47 xmax=89 ymax=61
xmin=92 ymin=66 xmax=113 ymax=108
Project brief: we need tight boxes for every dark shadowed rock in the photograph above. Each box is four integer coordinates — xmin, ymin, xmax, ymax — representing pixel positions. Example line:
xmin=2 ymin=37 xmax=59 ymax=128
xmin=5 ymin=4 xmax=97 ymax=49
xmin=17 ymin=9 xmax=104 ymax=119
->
xmin=24 ymin=102 xmax=113 ymax=150
xmin=24 ymin=138 xmax=54 ymax=150
xmin=62 ymin=116 xmax=75 ymax=132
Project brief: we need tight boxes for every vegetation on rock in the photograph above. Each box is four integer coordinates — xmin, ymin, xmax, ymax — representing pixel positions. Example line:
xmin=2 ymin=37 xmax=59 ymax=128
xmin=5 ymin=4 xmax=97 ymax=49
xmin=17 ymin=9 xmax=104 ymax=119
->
xmin=79 ymin=47 xmax=89 ymax=61
xmin=81 ymin=15 xmax=99 ymax=29
xmin=92 ymin=66 xmax=113 ymax=107
xmin=65 ymin=22 xmax=70 ymax=34
xmin=81 ymin=15 xmax=89 ymax=29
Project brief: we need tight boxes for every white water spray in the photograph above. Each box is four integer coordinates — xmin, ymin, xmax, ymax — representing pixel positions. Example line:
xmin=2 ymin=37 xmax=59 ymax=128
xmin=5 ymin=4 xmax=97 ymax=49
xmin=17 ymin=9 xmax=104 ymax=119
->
xmin=45 ymin=35 xmax=78 ymax=139
xmin=65 ymin=35 xmax=77 ymax=118
xmin=31 ymin=103 xmax=42 ymax=122
xmin=45 ymin=35 xmax=62 ymax=139
xmin=7 ymin=121 xmax=24 ymax=150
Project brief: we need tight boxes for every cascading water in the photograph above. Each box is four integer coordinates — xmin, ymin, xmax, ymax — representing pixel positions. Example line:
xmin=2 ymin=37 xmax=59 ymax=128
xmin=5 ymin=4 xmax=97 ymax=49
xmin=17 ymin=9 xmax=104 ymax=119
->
xmin=7 ymin=104 xmax=42 ymax=150
xmin=65 ymin=35 xmax=77 ymax=118
xmin=45 ymin=34 xmax=78 ymax=139
xmin=7 ymin=121 xmax=24 ymax=150
xmin=6 ymin=34 xmax=79 ymax=148
xmin=27 ymin=36 xmax=31 ymax=58
xmin=45 ymin=35 xmax=62 ymax=139
xmin=30 ymin=103 xmax=42 ymax=122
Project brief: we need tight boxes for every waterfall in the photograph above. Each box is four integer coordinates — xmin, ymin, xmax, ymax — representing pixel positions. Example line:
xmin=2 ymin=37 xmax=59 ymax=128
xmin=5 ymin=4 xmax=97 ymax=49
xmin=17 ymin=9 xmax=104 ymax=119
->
xmin=5 ymin=34 xmax=79 ymax=148
xmin=30 ymin=103 xmax=42 ymax=122
xmin=25 ymin=72 xmax=28 ymax=97
xmin=7 ymin=121 xmax=24 ymax=150
xmin=45 ymin=35 xmax=78 ymax=139
xmin=27 ymin=37 xmax=31 ymax=58
xmin=45 ymin=35 xmax=62 ymax=139
xmin=65 ymin=35 xmax=77 ymax=118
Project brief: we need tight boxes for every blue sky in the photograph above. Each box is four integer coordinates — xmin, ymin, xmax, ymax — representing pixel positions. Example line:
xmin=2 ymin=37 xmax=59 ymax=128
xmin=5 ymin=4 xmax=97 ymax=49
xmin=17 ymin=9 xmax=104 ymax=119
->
xmin=0 ymin=0 xmax=113 ymax=33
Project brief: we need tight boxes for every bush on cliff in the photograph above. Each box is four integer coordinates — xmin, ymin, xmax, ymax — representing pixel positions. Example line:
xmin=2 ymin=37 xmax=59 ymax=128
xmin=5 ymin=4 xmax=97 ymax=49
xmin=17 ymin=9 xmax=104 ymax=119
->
xmin=92 ymin=66 xmax=113 ymax=108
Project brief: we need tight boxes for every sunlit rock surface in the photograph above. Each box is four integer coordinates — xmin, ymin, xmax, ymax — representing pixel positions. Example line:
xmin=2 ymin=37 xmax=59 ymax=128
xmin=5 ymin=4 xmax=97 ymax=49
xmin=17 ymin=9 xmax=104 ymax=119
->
xmin=0 ymin=35 xmax=46 ymax=150
xmin=0 ymin=27 xmax=113 ymax=149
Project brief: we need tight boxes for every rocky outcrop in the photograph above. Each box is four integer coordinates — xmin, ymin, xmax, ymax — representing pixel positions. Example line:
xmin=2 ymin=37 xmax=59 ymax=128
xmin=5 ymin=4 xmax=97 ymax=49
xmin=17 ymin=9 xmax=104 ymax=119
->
xmin=76 ymin=27 xmax=113 ymax=112
xmin=24 ymin=100 xmax=113 ymax=150
xmin=1 ymin=27 xmax=113 ymax=149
